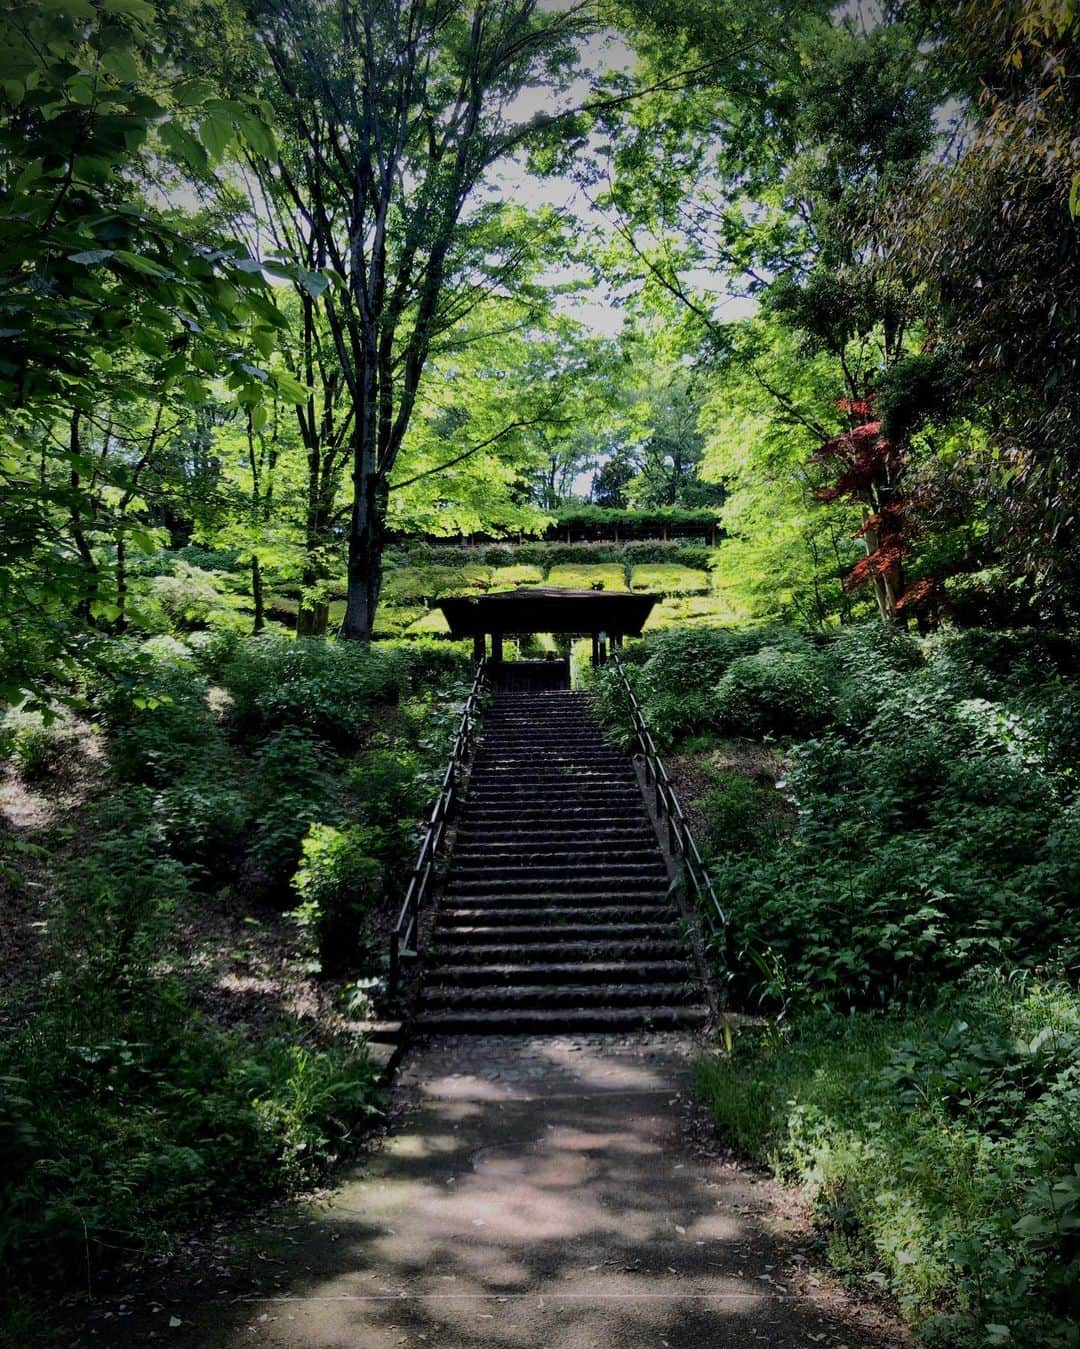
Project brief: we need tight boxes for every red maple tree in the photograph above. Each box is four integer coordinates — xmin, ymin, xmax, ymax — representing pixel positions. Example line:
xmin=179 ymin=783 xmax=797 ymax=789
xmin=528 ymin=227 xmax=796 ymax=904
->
xmin=811 ymin=398 xmax=937 ymax=622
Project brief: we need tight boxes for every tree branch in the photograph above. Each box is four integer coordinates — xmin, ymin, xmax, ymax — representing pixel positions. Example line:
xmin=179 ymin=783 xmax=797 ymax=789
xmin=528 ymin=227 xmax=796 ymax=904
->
xmin=388 ymin=414 xmax=564 ymax=492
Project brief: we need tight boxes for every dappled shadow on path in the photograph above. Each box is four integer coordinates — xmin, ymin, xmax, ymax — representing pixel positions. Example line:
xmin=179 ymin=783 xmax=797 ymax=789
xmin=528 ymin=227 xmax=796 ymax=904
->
xmin=175 ymin=1036 xmax=904 ymax=1348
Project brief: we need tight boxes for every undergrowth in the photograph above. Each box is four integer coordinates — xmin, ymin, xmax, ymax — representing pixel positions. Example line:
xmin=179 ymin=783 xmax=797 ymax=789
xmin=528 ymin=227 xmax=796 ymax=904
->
xmin=696 ymin=979 xmax=1080 ymax=1346
xmin=588 ymin=620 xmax=1080 ymax=1344
xmin=0 ymin=628 xmax=471 ymax=1322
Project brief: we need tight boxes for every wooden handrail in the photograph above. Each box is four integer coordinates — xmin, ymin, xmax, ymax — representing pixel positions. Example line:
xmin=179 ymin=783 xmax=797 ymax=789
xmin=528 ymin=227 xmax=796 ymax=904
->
xmin=388 ymin=657 xmax=488 ymax=1000
xmin=608 ymin=651 xmax=731 ymax=962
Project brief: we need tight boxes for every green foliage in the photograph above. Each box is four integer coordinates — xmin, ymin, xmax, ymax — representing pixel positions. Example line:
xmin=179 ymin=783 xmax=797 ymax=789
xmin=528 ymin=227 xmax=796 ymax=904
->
xmin=247 ymin=729 xmax=339 ymax=892
xmin=292 ymin=824 xmax=382 ymax=977
xmin=220 ymin=634 xmax=409 ymax=745
xmin=548 ymin=505 xmax=719 ymax=539
xmin=696 ymin=979 xmax=1080 ymax=1344
xmin=488 ymin=564 xmax=545 ymax=589
xmin=630 ymin=564 xmax=709 ymax=595
xmin=702 ymin=625 xmax=1080 ymax=1010
xmin=145 ymin=563 xmax=237 ymax=631
xmin=0 ymin=976 xmax=380 ymax=1298
xmin=545 ymin=563 xmax=629 ymax=591
xmin=53 ymin=785 xmax=192 ymax=983
xmin=713 ymin=646 xmax=834 ymax=737
xmin=3 ymin=712 xmax=81 ymax=784
xmin=697 ymin=772 xmax=780 ymax=859
xmin=593 ymin=626 xmax=815 ymax=747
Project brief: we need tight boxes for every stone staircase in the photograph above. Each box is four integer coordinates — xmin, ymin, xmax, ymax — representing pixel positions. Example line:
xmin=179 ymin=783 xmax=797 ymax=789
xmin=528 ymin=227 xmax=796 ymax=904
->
xmin=418 ymin=691 xmax=710 ymax=1034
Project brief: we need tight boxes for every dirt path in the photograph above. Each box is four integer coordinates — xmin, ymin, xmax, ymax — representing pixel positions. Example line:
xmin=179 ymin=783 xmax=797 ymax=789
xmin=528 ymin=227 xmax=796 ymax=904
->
xmin=162 ymin=1032 xmax=904 ymax=1349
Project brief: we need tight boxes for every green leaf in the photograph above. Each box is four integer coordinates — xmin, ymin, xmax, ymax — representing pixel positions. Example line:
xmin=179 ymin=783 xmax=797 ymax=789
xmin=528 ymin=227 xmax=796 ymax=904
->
xmin=40 ymin=0 xmax=96 ymax=16
xmin=298 ymin=270 xmax=330 ymax=301
xmin=236 ymin=111 xmax=276 ymax=159
xmin=173 ymin=78 xmax=215 ymax=107
xmin=113 ymin=249 xmax=170 ymax=278
xmin=199 ymin=112 xmax=233 ymax=162
xmin=69 ymin=250 xmax=114 ymax=266
xmin=101 ymin=47 xmax=140 ymax=83
xmin=130 ymin=529 xmax=157 ymax=555
xmin=159 ymin=120 xmax=208 ymax=174
xmin=1070 ymin=171 xmax=1080 ymax=220
xmin=101 ymin=0 xmax=156 ymax=20
xmin=251 ymin=326 xmax=276 ymax=358
xmin=273 ymin=370 xmax=310 ymax=404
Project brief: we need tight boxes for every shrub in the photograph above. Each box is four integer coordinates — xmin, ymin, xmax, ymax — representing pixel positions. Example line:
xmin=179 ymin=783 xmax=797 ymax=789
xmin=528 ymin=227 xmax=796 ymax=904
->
xmin=611 ymin=627 xmax=769 ymax=747
xmin=147 ymin=562 xmax=236 ymax=631
xmin=4 ymin=710 xmax=82 ymax=783
xmin=697 ymin=772 xmax=779 ymax=859
xmin=643 ymin=594 xmax=741 ymax=629
xmin=695 ymin=979 xmax=1080 ymax=1345
xmin=373 ymin=604 xmax=425 ymax=637
xmin=405 ymin=608 xmax=451 ymax=636
xmin=488 ymin=564 xmax=545 ymax=588
xmin=379 ymin=565 xmax=465 ymax=604
xmin=55 ymin=787 xmax=192 ymax=979
xmin=630 ymin=564 xmax=710 ymax=595
xmin=391 ymin=637 xmax=474 ymax=686
xmin=186 ymin=625 xmax=245 ymax=681
xmin=247 ymin=728 xmax=340 ymax=892
xmin=0 ymin=979 xmax=381 ymax=1298
xmin=220 ymin=634 xmax=409 ymax=745
xmin=97 ymin=645 xmax=226 ymax=787
xmin=152 ymin=776 xmax=248 ymax=877
xmin=546 ymin=563 xmax=628 ymax=591
xmin=713 ymin=646 xmax=834 ymax=738
xmin=291 ymin=823 xmax=382 ymax=976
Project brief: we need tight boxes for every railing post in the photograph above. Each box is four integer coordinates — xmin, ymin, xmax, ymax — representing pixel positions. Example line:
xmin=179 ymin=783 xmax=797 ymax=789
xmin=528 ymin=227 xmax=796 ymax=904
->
xmin=388 ymin=654 xmax=488 ymax=1004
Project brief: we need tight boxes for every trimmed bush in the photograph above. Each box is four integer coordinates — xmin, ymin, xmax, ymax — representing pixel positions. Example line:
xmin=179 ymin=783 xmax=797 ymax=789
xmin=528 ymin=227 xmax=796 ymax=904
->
xmin=405 ymin=608 xmax=451 ymax=636
xmin=630 ymin=564 xmax=710 ymax=595
xmin=545 ymin=563 xmax=628 ymax=591
xmin=489 ymin=564 xmax=545 ymax=589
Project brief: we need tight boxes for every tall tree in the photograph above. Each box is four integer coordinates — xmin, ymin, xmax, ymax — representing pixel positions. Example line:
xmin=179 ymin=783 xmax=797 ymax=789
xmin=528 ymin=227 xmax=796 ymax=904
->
xmin=0 ymin=0 xmax=291 ymax=696
xmin=195 ymin=0 xmax=599 ymax=639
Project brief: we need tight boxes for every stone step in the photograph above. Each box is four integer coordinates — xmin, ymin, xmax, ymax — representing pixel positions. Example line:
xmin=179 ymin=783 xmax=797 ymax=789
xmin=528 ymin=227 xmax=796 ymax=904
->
xmin=466 ymin=783 xmax=641 ymax=798
xmin=433 ymin=920 xmax=682 ymax=946
xmin=427 ymin=937 xmax=689 ymax=964
xmin=447 ymin=864 xmax=667 ymax=887
xmin=450 ymin=820 xmax=652 ymax=841
xmin=471 ymin=765 xmax=634 ymax=781
xmin=437 ymin=902 xmax=677 ymax=927
xmin=445 ymin=881 xmax=670 ymax=904
xmin=462 ymin=804 xmax=648 ymax=822
xmin=451 ymin=848 xmax=661 ymax=867
xmin=424 ymin=959 xmax=693 ymax=988
xmin=413 ymin=1003 xmax=709 ymax=1035
xmin=462 ymin=804 xmax=647 ymax=820
xmin=475 ymin=749 xmax=627 ymax=761
xmin=422 ymin=980 xmax=702 ymax=1012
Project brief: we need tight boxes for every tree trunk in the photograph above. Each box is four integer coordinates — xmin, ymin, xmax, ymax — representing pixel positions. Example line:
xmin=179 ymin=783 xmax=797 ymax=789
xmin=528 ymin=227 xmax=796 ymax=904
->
xmin=115 ymin=534 xmax=127 ymax=631
xmin=341 ymin=451 xmax=387 ymax=642
xmin=252 ymin=554 xmax=265 ymax=633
